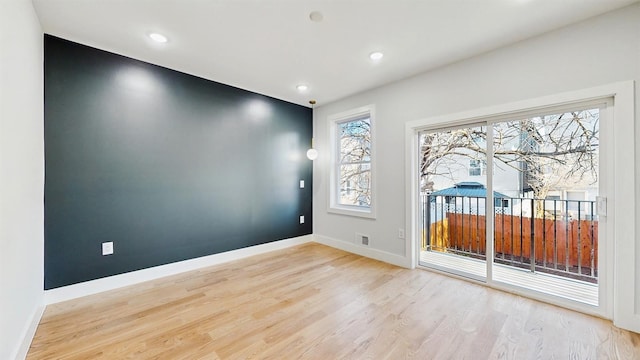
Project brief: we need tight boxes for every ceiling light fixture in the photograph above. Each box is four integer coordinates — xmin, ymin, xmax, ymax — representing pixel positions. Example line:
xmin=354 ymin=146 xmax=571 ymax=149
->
xmin=149 ymin=33 xmax=168 ymax=43
xmin=369 ymin=51 xmax=384 ymax=61
xmin=309 ymin=11 xmax=324 ymax=22
xmin=306 ymin=100 xmax=318 ymax=161
xmin=296 ymin=84 xmax=308 ymax=92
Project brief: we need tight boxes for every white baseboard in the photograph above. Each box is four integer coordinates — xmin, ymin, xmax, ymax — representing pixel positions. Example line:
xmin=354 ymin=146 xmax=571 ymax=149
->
xmin=43 ymin=233 xmax=409 ymax=304
xmin=12 ymin=304 xmax=45 ymax=360
xmin=313 ymin=234 xmax=411 ymax=268
xmin=44 ymin=235 xmax=312 ymax=304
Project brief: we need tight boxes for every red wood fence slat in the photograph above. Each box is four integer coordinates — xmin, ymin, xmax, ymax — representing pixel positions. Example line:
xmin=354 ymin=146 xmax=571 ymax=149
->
xmin=430 ymin=213 xmax=598 ymax=269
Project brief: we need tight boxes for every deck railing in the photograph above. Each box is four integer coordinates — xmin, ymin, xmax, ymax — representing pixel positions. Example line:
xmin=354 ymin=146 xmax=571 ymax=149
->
xmin=422 ymin=194 xmax=598 ymax=283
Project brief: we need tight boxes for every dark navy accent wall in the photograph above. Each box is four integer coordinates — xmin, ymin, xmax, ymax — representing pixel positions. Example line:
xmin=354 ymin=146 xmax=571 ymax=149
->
xmin=44 ymin=35 xmax=312 ymax=289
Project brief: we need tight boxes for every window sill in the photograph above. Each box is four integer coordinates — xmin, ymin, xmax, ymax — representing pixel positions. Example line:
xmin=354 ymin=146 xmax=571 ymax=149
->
xmin=328 ymin=205 xmax=376 ymax=219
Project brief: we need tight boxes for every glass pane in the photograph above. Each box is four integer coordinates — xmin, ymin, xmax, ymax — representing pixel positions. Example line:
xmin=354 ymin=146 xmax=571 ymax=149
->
xmin=492 ymin=108 xmax=600 ymax=299
xmin=338 ymin=163 xmax=371 ymax=207
xmin=339 ymin=118 xmax=371 ymax=163
xmin=419 ymin=125 xmax=487 ymax=280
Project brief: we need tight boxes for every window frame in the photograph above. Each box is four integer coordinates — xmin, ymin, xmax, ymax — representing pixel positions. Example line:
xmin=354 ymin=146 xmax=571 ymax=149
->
xmin=468 ymin=159 xmax=487 ymax=176
xmin=328 ymin=105 xmax=376 ymax=219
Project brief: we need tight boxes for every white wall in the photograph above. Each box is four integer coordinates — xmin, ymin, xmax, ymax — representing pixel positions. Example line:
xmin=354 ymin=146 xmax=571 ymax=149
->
xmin=0 ymin=0 xmax=45 ymax=359
xmin=313 ymin=3 xmax=640 ymax=326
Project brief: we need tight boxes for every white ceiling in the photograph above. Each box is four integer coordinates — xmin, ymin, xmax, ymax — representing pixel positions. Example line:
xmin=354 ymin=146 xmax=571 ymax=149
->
xmin=33 ymin=0 xmax=638 ymax=107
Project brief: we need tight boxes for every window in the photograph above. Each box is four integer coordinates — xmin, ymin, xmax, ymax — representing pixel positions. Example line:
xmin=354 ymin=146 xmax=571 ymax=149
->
xmin=338 ymin=118 xmax=371 ymax=206
xmin=329 ymin=105 xmax=375 ymax=218
xmin=494 ymin=198 xmax=509 ymax=207
xmin=469 ymin=159 xmax=486 ymax=176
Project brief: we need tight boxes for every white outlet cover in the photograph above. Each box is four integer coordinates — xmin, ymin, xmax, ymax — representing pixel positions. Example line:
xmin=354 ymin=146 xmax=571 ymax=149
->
xmin=299 ymin=180 xmax=305 ymax=188
xmin=299 ymin=215 xmax=305 ymax=224
xmin=102 ymin=242 xmax=114 ymax=255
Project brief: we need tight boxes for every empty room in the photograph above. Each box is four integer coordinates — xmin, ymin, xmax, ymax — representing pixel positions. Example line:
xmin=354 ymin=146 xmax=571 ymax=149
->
xmin=2 ymin=0 xmax=640 ymax=359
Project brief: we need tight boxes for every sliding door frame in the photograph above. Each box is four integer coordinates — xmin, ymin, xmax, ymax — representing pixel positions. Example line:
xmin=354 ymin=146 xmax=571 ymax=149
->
xmin=416 ymin=122 xmax=489 ymax=282
xmin=405 ymin=81 xmax=635 ymax=326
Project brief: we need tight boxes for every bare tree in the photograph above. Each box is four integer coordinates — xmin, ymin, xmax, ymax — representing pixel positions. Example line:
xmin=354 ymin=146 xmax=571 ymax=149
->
xmin=420 ymin=127 xmax=487 ymax=192
xmin=420 ymin=109 xmax=599 ymax=216
xmin=339 ymin=118 xmax=372 ymax=206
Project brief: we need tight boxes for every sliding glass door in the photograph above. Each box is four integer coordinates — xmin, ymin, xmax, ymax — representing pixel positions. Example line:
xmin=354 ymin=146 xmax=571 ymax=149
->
xmin=490 ymin=107 xmax=601 ymax=305
xmin=419 ymin=124 xmax=488 ymax=281
xmin=418 ymin=102 xmax=606 ymax=308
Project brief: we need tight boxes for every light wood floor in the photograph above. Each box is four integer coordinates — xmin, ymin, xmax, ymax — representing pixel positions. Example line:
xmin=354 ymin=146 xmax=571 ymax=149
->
xmin=28 ymin=243 xmax=640 ymax=359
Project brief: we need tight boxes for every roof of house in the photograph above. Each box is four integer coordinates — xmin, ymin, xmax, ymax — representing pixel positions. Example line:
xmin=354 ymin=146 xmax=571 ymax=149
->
xmin=430 ymin=182 xmax=508 ymax=199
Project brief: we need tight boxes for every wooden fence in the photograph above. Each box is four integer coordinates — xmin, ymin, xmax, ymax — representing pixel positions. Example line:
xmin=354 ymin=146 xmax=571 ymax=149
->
xmin=425 ymin=213 xmax=598 ymax=269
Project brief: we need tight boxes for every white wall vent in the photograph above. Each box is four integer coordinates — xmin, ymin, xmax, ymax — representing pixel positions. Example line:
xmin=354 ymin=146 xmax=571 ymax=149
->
xmin=356 ymin=233 xmax=370 ymax=246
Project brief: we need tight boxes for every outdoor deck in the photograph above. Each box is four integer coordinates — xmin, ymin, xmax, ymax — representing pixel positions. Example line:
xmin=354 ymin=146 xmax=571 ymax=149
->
xmin=420 ymin=250 xmax=598 ymax=306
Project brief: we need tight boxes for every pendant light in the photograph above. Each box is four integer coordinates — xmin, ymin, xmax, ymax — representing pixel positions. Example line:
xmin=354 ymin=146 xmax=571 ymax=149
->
xmin=306 ymin=99 xmax=318 ymax=160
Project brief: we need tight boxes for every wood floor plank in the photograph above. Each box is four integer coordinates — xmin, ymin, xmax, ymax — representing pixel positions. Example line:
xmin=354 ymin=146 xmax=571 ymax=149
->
xmin=27 ymin=243 xmax=640 ymax=359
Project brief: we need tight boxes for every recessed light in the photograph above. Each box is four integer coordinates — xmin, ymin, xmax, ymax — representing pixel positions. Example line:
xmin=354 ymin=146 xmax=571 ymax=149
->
xmin=369 ymin=51 xmax=384 ymax=61
xmin=296 ymin=84 xmax=308 ymax=92
xmin=149 ymin=33 xmax=168 ymax=43
xmin=309 ymin=11 xmax=324 ymax=22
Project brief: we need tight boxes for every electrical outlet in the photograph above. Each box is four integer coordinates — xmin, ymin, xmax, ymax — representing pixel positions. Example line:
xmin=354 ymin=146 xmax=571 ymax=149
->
xmin=299 ymin=215 xmax=305 ymax=224
xmin=102 ymin=242 xmax=114 ymax=256
xmin=398 ymin=228 xmax=405 ymax=239
xmin=299 ymin=180 xmax=305 ymax=188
